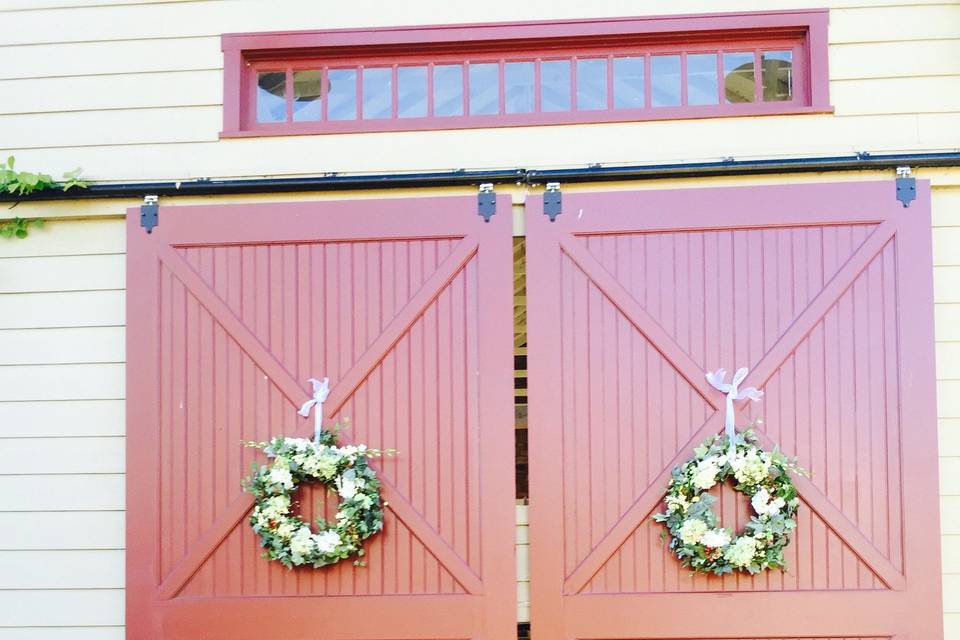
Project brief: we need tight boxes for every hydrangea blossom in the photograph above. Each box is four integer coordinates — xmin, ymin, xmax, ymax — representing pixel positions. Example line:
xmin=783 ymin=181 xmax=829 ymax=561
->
xmin=724 ymin=536 xmax=759 ymax=567
xmin=679 ymin=518 xmax=708 ymax=545
xmin=701 ymin=528 xmax=732 ymax=548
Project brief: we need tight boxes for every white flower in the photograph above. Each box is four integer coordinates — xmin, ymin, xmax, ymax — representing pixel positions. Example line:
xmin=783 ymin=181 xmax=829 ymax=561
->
xmin=285 ymin=437 xmax=310 ymax=452
xmin=289 ymin=526 xmax=316 ymax=558
xmin=336 ymin=475 xmax=358 ymax=499
xmin=692 ymin=459 xmax=720 ymax=490
xmin=303 ymin=451 xmax=339 ymax=479
xmin=665 ymin=494 xmax=689 ymax=514
xmin=268 ymin=466 xmax=294 ymax=490
xmin=731 ymin=449 xmax=770 ymax=485
xmin=314 ymin=530 xmax=341 ymax=554
xmin=275 ymin=521 xmax=296 ymax=540
xmin=724 ymin=536 xmax=759 ymax=567
xmin=750 ymin=488 xmax=786 ymax=517
xmin=679 ymin=518 xmax=708 ymax=545
xmin=253 ymin=511 xmax=272 ymax=529
xmin=261 ymin=495 xmax=290 ymax=518
xmin=701 ymin=528 xmax=731 ymax=548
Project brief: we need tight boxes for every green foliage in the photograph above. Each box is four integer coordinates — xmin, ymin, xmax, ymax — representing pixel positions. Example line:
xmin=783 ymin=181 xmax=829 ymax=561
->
xmin=0 ymin=156 xmax=89 ymax=240
xmin=0 ymin=216 xmax=44 ymax=239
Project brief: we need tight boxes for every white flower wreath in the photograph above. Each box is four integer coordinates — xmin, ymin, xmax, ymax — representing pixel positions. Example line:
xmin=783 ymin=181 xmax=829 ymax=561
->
xmin=244 ymin=431 xmax=390 ymax=568
xmin=654 ymin=368 xmax=807 ymax=575
xmin=243 ymin=377 xmax=391 ymax=569
xmin=653 ymin=429 xmax=806 ymax=575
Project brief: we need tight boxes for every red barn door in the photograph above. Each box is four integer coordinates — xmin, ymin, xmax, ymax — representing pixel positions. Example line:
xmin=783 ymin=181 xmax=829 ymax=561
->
xmin=526 ymin=181 xmax=942 ymax=639
xmin=126 ymin=195 xmax=516 ymax=639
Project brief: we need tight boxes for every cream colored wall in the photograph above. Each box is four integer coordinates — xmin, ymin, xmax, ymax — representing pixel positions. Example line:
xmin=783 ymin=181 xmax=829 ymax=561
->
xmin=935 ymin=184 xmax=960 ymax=638
xmin=0 ymin=217 xmax=126 ymax=640
xmin=1 ymin=0 xmax=960 ymax=637
xmin=0 ymin=0 xmax=959 ymax=182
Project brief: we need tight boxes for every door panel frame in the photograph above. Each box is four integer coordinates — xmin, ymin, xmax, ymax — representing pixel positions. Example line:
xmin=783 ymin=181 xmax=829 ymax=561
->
xmin=526 ymin=181 xmax=941 ymax=638
xmin=127 ymin=194 xmax=516 ymax=639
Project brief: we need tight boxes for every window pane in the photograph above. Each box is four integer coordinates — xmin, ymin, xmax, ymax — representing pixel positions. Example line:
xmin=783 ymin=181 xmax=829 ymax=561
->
xmin=398 ymin=66 xmax=427 ymax=118
xmin=762 ymin=50 xmax=793 ymax=102
xmin=292 ymin=70 xmax=321 ymax=122
xmin=505 ymin=61 xmax=535 ymax=114
xmin=613 ymin=57 xmax=644 ymax=109
xmin=328 ymin=69 xmax=357 ymax=120
xmin=651 ymin=55 xmax=680 ymax=107
xmin=362 ymin=67 xmax=392 ymax=119
xmin=256 ymin=71 xmax=286 ymax=123
xmin=434 ymin=64 xmax=464 ymax=117
xmin=686 ymin=54 xmax=718 ymax=106
xmin=724 ymin=52 xmax=755 ymax=103
xmin=469 ymin=63 xmax=499 ymax=115
xmin=576 ymin=58 xmax=607 ymax=110
xmin=540 ymin=60 xmax=570 ymax=112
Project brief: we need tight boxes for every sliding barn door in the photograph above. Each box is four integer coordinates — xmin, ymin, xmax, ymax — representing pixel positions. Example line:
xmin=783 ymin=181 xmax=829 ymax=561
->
xmin=126 ymin=195 xmax=516 ymax=639
xmin=526 ymin=181 xmax=942 ymax=639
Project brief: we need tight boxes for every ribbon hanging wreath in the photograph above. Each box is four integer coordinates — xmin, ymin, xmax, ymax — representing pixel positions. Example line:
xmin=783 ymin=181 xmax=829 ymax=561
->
xmin=244 ymin=377 xmax=389 ymax=569
xmin=654 ymin=367 xmax=806 ymax=576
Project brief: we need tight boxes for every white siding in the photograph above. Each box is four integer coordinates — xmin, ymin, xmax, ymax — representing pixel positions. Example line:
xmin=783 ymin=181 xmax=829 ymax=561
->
xmin=0 ymin=1 xmax=958 ymax=181
xmin=0 ymin=219 xmax=125 ymax=639
xmin=935 ymin=186 xmax=960 ymax=637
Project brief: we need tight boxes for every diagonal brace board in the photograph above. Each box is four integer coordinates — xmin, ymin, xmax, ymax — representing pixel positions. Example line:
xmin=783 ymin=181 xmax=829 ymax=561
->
xmin=153 ymin=237 xmax=484 ymax=599
xmin=561 ymin=219 xmax=904 ymax=594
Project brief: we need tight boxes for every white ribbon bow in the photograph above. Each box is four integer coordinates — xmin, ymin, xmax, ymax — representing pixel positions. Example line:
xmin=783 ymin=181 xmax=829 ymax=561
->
xmin=298 ymin=377 xmax=330 ymax=444
xmin=705 ymin=367 xmax=763 ymax=452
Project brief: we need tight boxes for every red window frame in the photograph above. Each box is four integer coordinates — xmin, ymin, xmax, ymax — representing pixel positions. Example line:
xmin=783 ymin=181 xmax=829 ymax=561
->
xmin=221 ymin=10 xmax=830 ymax=137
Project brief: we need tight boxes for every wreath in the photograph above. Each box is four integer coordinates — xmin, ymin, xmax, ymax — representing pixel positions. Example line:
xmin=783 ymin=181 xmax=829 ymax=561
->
xmin=243 ymin=378 xmax=393 ymax=569
xmin=653 ymin=428 xmax=806 ymax=576
xmin=244 ymin=430 xmax=388 ymax=568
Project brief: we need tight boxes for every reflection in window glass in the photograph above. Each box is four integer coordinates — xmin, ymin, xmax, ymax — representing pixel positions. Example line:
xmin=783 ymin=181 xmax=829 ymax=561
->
xmin=362 ymin=67 xmax=392 ymax=119
xmin=469 ymin=63 xmax=499 ymax=115
xmin=256 ymin=71 xmax=286 ymax=123
xmin=328 ymin=69 xmax=357 ymax=120
xmin=292 ymin=70 xmax=321 ymax=122
xmin=613 ymin=57 xmax=644 ymax=109
xmin=398 ymin=66 xmax=427 ymax=118
xmin=434 ymin=65 xmax=464 ymax=117
xmin=576 ymin=58 xmax=607 ymax=110
xmin=505 ymin=62 xmax=535 ymax=114
xmin=724 ymin=52 xmax=755 ymax=103
xmin=651 ymin=55 xmax=680 ymax=107
xmin=762 ymin=50 xmax=793 ymax=102
xmin=540 ymin=60 xmax=570 ymax=112
xmin=686 ymin=54 xmax=718 ymax=106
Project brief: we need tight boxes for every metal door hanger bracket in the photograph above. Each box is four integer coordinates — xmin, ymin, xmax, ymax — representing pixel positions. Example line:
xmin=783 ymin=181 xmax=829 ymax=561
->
xmin=544 ymin=182 xmax=562 ymax=221
xmin=140 ymin=195 xmax=159 ymax=233
xmin=478 ymin=183 xmax=496 ymax=222
xmin=896 ymin=166 xmax=916 ymax=208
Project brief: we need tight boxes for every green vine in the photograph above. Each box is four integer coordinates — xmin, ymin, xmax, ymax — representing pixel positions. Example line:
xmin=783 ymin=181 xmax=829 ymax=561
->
xmin=0 ymin=217 xmax=44 ymax=240
xmin=0 ymin=156 xmax=88 ymax=239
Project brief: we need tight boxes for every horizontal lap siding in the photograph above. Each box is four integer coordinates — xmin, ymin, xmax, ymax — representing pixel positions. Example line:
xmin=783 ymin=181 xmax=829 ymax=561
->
xmin=0 ymin=219 xmax=126 ymax=639
xmin=1 ymin=2 xmax=959 ymax=178
xmin=935 ymin=186 xmax=960 ymax=637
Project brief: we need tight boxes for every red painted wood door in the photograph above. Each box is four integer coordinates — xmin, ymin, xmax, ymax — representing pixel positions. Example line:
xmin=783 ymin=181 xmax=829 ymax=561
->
xmin=526 ymin=181 xmax=942 ymax=639
xmin=126 ymin=195 xmax=516 ymax=639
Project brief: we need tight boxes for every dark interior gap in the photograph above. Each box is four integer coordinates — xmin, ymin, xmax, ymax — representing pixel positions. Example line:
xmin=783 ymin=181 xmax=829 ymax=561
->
xmin=514 ymin=236 xmax=529 ymax=503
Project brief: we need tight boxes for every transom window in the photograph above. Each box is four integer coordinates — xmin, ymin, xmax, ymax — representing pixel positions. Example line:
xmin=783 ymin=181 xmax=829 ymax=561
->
xmin=222 ymin=11 xmax=829 ymax=136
